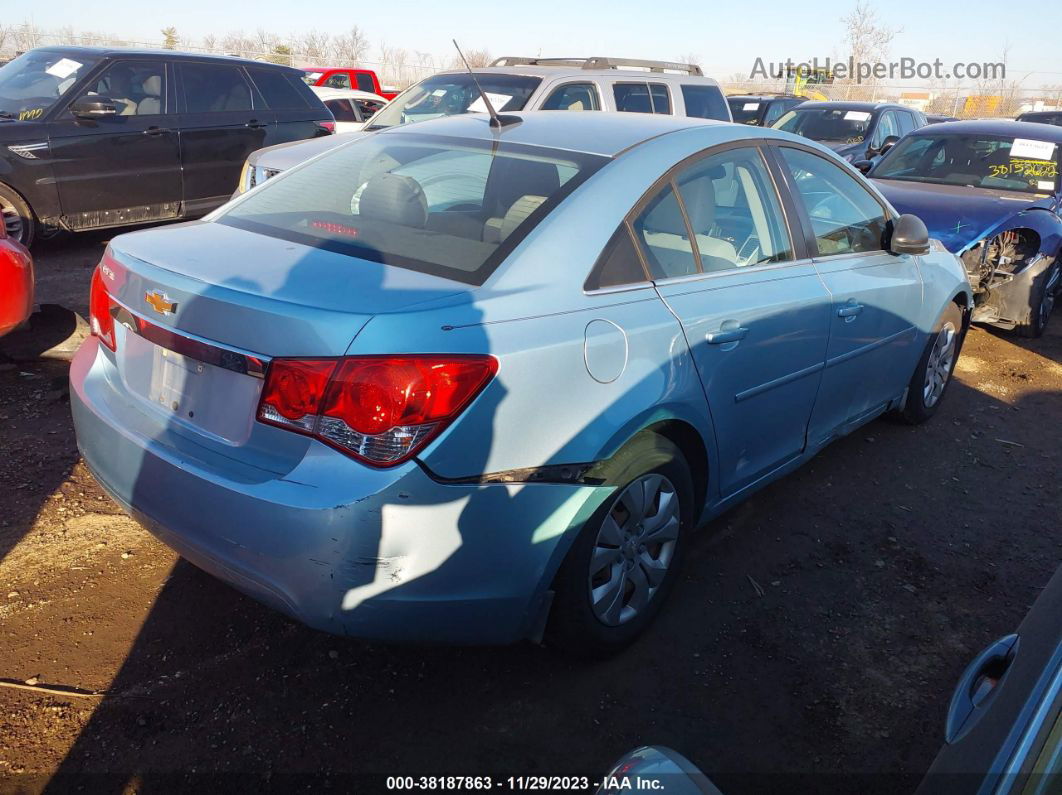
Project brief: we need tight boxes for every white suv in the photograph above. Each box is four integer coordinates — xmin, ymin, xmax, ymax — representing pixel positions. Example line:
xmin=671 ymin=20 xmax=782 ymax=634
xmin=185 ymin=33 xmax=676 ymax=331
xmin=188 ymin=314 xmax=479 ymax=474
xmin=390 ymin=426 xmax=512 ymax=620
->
xmin=236 ymin=57 xmax=729 ymax=193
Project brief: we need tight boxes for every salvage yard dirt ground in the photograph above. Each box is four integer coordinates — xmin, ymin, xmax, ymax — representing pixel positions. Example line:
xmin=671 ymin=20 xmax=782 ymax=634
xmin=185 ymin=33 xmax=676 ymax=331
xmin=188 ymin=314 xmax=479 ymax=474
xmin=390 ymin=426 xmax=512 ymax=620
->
xmin=1 ymin=230 xmax=1060 ymax=793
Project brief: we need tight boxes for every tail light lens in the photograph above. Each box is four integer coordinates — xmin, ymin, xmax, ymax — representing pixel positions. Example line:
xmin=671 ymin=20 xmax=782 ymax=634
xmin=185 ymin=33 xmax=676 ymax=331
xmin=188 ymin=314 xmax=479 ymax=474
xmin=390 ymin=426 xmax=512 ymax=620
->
xmin=257 ymin=355 xmax=497 ymax=466
xmin=319 ymin=120 xmax=336 ymax=134
xmin=89 ymin=266 xmax=117 ymax=351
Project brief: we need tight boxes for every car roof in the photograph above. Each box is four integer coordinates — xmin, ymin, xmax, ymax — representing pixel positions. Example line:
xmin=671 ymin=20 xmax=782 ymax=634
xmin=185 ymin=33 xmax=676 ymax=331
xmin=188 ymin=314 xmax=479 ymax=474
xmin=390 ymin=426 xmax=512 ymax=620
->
xmin=791 ymin=101 xmax=905 ymax=112
xmin=34 ymin=45 xmax=298 ymax=71
xmin=727 ymin=95 xmax=800 ymax=102
xmin=311 ymin=86 xmax=387 ymax=102
xmin=374 ymin=110 xmax=726 ymax=157
xmin=431 ymin=66 xmax=721 ymax=85
xmin=302 ymin=66 xmax=374 ymax=73
xmin=909 ymin=118 xmax=1062 ymax=142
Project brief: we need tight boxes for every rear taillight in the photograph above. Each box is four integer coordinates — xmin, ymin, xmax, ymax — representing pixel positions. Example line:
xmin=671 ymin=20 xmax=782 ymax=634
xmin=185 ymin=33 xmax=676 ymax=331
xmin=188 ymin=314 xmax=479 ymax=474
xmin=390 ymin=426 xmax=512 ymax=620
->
xmin=319 ymin=120 xmax=336 ymax=134
xmin=257 ymin=355 xmax=497 ymax=466
xmin=89 ymin=266 xmax=117 ymax=351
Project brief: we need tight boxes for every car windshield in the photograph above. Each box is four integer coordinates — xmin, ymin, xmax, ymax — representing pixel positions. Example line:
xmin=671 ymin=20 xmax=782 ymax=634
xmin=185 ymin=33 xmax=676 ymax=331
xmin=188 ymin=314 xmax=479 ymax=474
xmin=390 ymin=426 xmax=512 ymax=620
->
xmin=873 ymin=133 xmax=1060 ymax=195
xmin=728 ymin=98 xmax=761 ymax=124
xmin=366 ymin=73 xmax=541 ymax=131
xmin=774 ymin=107 xmax=872 ymax=143
xmin=218 ymin=132 xmax=606 ymax=285
xmin=0 ymin=50 xmax=100 ymax=120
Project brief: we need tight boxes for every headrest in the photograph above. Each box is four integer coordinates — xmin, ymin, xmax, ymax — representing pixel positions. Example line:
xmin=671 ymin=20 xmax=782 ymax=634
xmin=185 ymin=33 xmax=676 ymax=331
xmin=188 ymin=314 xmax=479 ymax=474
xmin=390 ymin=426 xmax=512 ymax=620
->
xmin=679 ymin=177 xmax=717 ymax=231
xmin=142 ymin=75 xmax=162 ymax=96
xmin=359 ymin=173 xmax=428 ymax=228
xmin=499 ymin=195 xmax=547 ymax=241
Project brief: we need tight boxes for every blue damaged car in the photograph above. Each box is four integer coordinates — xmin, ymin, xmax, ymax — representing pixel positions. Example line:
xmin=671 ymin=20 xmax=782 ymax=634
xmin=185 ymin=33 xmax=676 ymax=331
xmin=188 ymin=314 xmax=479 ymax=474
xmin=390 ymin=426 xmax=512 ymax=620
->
xmin=70 ymin=112 xmax=972 ymax=655
xmin=870 ymin=120 xmax=1062 ymax=337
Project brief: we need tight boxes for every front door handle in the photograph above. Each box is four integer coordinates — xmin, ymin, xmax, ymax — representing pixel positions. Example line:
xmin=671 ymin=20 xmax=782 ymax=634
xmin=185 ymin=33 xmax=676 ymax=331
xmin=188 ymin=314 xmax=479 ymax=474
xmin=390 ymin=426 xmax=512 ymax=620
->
xmin=245 ymin=119 xmax=268 ymax=129
xmin=837 ymin=301 xmax=864 ymax=321
xmin=706 ymin=320 xmax=749 ymax=346
xmin=142 ymin=126 xmax=170 ymax=136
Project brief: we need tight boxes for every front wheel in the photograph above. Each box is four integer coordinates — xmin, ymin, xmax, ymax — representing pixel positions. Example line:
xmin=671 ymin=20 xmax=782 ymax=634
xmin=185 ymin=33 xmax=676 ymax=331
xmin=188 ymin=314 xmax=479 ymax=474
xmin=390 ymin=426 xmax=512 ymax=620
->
xmin=897 ymin=302 xmax=964 ymax=425
xmin=1016 ymin=261 xmax=1059 ymax=338
xmin=0 ymin=183 xmax=36 ymax=248
xmin=546 ymin=432 xmax=693 ymax=657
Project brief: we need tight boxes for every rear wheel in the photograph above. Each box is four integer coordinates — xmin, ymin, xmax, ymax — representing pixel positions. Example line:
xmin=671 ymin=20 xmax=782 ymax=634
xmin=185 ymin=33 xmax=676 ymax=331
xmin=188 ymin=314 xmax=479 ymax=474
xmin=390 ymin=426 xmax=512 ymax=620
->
xmin=1016 ymin=261 xmax=1059 ymax=338
xmin=0 ymin=183 xmax=35 ymax=248
xmin=898 ymin=302 xmax=963 ymax=425
xmin=547 ymin=432 xmax=693 ymax=657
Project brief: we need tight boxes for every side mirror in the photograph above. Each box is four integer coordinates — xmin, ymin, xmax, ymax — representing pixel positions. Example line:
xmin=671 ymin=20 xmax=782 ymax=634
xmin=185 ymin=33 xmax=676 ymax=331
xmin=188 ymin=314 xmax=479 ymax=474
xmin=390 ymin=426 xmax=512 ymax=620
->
xmin=889 ymin=213 xmax=930 ymax=256
xmin=70 ymin=97 xmax=118 ymax=119
xmin=878 ymin=135 xmax=900 ymax=156
xmin=852 ymin=159 xmax=874 ymax=175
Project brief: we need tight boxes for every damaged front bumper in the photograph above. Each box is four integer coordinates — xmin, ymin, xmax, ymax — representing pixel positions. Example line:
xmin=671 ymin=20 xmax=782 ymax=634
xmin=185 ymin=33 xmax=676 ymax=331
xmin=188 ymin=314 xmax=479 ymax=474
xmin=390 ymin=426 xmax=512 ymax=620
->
xmin=966 ymin=252 xmax=1058 ymax=328
xmin=70 ymin=337 xmax=613 ymax=644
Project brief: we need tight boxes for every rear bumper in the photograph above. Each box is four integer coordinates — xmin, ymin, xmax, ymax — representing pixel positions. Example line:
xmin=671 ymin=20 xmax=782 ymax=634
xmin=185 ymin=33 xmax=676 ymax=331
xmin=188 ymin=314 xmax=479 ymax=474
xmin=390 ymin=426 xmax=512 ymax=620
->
xmin=70 ymin=337 xmax=611 ymax=644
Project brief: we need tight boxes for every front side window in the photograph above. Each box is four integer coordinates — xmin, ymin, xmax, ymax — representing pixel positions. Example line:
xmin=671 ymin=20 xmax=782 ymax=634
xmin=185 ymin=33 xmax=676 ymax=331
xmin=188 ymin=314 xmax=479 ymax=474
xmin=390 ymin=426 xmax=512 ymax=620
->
xmin=0 ymin=50 xmax=100 ymax=120
xmin=73 ymin=61 xmax=165 ymax=117
xmin=219 ymin=133 xmax=606 ymax=285
xmin=355 ymin=73 xmax=375 ymax=93
xmin=871 ymin=111 xmax=900 ymax=148
xmin=541 ymin=82 xmax=601 ymax=111
xmin=366 ymin=73 xmax=541 ymax=131
xmin=324 ymin=73 xmax=352 ymax=89
xmin=779 ymin=147 xmax=888 ymax=256
xmin=872 ymin=133 xmax=1060 ymax=195
xmin=613 ymin=83 xmax=670 ymax=115
xmin=774 ymin=107 xmax=872 ymax=144
xmin=682 ymin=85 xmax=729 ymax=121
xmin=895 ymin=111 xmax=915 ymax=136
xmin=354 ymin=99 xmax=385 ymax=119
xmin=180 ymin=63 xmax=252 ymax=113
xmin=762 ymin=100 xmax=790 ymax=126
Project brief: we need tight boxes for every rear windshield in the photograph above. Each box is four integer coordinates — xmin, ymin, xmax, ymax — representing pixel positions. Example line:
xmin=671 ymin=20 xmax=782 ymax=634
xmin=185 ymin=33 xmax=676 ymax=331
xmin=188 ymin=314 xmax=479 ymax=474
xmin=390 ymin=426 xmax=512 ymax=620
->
xmin=218 ymin=132 xmax=607 ymax=285
xmin=366 ymin=73 xmax=541 ymax=131
xmin=774 ymin=107 xmax=872 ymax=143
xmin=872 ymin=133 xmax=1060 ymax=195
xmin=728 ymin=98 xmax=761 ymax=124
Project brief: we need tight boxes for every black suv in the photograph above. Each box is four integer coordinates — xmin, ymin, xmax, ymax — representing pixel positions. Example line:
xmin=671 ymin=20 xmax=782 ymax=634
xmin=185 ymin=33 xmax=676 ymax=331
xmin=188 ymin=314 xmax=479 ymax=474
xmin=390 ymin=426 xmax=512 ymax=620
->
xmin=1016 ymin=110 xmax=1062 ymax=127
xmin=0 ymin=48 xmax=334 ymax=246
xmin=726 ymin=94 xmax=804 ymax=126
xmin=771 ymin=101 xmax=928 ymax=164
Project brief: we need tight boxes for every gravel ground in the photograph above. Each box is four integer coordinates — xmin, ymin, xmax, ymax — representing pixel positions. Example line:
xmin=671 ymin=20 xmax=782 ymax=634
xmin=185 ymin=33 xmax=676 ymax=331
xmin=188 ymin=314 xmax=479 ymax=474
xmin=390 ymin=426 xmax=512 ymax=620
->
xmin=1 ymin=230 xmax=1060 ymax=793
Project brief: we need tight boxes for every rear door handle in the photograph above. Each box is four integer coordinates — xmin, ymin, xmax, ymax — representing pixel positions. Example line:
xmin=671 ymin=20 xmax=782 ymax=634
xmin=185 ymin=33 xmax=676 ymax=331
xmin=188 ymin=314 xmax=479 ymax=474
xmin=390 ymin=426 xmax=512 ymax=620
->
xmin=837 ymin=301 xmax=864 ymax=320
xmin=706 ymin=321 xmax=749 ymax=346
xmin=245 ymin=119 xmax=268 ymax=129
xmin=142 ymin=126 xmax=170 ymax=136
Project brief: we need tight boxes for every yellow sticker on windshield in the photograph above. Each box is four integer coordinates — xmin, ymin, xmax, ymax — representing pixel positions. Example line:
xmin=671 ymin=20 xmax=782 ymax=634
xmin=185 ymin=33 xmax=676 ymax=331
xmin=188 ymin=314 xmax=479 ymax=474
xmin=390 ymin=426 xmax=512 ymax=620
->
xmin=989 ymin=159 xmax=1058 ymax=179
xmin=18 ymin=108 xmax=44 ymax=121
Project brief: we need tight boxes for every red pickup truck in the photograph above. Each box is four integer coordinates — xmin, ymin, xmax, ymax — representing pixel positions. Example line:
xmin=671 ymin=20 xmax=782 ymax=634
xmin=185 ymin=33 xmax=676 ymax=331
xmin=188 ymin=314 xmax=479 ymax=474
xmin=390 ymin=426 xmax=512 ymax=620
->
xmin=301 ymin=68 xmax=398 ymax=100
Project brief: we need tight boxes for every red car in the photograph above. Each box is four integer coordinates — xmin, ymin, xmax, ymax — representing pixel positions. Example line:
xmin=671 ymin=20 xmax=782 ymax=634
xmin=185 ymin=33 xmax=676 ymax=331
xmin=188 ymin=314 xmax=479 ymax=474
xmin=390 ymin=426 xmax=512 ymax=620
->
xmin=301 ymin=67 xmax=397 ymax=100
xmin=0 ymin=220 xmax=33 ymax=337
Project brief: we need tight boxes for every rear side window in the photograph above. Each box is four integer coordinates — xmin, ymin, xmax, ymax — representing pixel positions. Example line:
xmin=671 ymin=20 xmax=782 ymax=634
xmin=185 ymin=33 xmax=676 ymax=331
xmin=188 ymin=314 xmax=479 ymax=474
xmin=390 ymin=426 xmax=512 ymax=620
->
xmin=325 ymin=99 xmax=357 ymax=122
xmin=614 ymin=83 xmax=669 ymax=114
xmin=247 ymin=67 xmax=311 ymax=110
xmin=588 ymin=226 xmax=648 ymax=289
xmin=219 ymin=133 xmax=607 ymax=285
xmin=632 ymin=184 xmax=698 ymax=278
xmin=181 ymin=63 xmax=252 ymax=113
xmin=355 ymin=73 xmax=375 ymax=93
xmin=681 ymin=84 xmax=730 ymax=121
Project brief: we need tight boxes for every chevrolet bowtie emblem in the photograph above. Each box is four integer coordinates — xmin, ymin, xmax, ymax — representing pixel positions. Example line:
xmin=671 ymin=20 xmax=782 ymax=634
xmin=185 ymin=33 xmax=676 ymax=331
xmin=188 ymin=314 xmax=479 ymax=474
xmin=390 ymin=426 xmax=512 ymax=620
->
xmin=145 ymin=290 xmax=178 ymax=316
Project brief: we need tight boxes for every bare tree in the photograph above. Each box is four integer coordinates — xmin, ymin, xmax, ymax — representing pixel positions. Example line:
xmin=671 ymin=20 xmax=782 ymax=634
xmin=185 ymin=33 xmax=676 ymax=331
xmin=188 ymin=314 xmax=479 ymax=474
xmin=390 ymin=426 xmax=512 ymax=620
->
xmin=297 ymin=30 xmax=332 ymax=64
xmin=201 ymin=34 xmax=217 ymax=52
xmin=839 ymin=1 xmax=900 ymax=100
xmin=13 ymin=22 xmax=43 ymax=53
xmin=331 ymin=26 xmax=369 ymax=66
xmin=676 ymin=53 xmax=701 ymax=68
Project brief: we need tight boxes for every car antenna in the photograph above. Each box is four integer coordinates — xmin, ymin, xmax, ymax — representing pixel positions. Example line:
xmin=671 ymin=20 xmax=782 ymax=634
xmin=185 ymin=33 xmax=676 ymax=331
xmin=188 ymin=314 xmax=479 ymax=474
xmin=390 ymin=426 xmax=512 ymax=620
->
xmin=452 ymin=39 xmax=521 ymax=130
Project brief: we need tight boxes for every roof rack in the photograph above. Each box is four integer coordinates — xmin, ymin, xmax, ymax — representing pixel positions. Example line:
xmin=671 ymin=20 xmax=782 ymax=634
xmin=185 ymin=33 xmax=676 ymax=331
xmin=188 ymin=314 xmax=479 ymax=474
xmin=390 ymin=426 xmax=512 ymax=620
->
xmin=488 ymin=56 xmax=703 ymax=76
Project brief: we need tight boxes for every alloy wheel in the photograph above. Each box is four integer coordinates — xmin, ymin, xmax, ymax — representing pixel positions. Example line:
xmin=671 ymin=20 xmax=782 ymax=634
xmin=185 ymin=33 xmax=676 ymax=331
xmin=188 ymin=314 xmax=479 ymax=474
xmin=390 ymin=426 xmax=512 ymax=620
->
xmin=923 ymin=321 xmax=958 ymax=408
xmin=588 ymin=473 xmax=680 ymax=627
xmin=1038 ymin=265 xmax=1060 ymax=331
xmin=0 ymin=196 xmax=24 ymax=244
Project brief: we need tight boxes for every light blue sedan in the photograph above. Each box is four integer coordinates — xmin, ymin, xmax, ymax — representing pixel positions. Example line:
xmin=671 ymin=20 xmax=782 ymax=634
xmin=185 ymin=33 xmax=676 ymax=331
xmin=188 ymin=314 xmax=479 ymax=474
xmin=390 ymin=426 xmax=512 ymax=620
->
xmin=71 ymin=112 xmax=971 ymax=655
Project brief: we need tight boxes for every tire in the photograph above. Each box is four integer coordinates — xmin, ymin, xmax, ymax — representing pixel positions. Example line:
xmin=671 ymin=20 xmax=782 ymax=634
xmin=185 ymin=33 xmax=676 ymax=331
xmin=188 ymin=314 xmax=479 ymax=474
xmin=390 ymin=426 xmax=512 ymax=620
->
xmin=898 ymin=302 xmax=964 ymax=425
xmin=546 ymin=432 xmax=694 ymax=657
xmin=0 ymin=183 xmax=36 ymax=248
xmin=1016 ymin=261 xmax=1059 ymax=339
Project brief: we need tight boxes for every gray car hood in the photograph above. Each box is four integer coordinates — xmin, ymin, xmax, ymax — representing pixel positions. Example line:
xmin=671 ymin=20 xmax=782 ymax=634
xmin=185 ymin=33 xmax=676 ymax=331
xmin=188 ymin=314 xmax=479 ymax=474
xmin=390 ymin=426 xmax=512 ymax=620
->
xmin=248 ymin=131 xmax=367 ymax=171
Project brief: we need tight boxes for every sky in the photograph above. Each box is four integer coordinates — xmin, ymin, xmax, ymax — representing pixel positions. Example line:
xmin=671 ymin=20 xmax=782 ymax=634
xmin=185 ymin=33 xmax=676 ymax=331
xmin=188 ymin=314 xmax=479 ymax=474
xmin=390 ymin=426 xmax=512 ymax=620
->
xmin=21 ymin=0 xmax=1062 ymax=86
